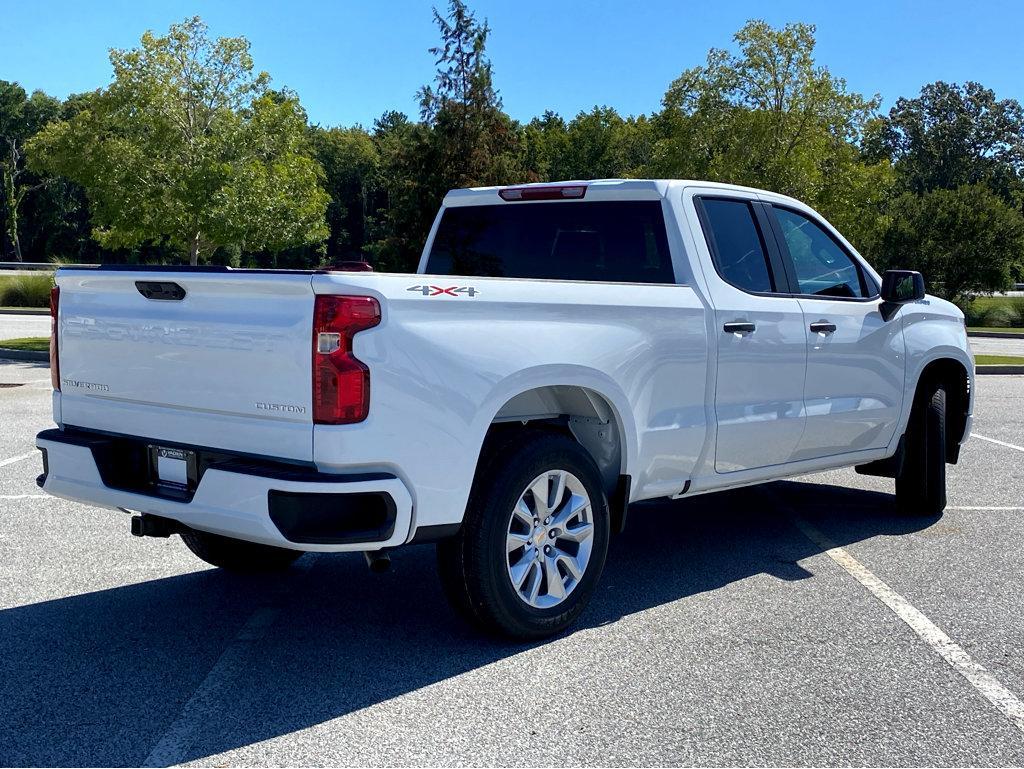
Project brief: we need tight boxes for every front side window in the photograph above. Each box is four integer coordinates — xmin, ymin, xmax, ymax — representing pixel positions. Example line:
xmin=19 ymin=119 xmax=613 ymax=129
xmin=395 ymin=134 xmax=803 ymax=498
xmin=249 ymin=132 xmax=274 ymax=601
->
xmin=424 ymin=201 xmax=675 ymax=284
xmin=698 ymin=198 xmax=775 ymax=294
xmin=773 ymin=208 xmax=868 ymax=298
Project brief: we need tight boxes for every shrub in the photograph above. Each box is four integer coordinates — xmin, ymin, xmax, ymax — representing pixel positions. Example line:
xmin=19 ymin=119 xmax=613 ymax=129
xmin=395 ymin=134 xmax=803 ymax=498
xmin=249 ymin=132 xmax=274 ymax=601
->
xmin=0 ymin=274 xmax=55 ymax=307
xmin=959 ymin=301 xmax=982 ymax=326
xmin=1012 ymin=298 xmax=1024 ymax=327
xmin=873 ymin=185 xmax=1024 ymax=302
xmin=980 ymin=305 xmax=1019 ymax=328
xmin=960 ymin=296 xmax=1024 ymax=328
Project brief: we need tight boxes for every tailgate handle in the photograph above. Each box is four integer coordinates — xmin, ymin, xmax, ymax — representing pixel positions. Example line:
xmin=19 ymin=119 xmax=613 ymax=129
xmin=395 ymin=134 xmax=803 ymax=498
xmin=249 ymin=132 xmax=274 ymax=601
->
xmin=135 ymin=281 xmax=186 ymax=301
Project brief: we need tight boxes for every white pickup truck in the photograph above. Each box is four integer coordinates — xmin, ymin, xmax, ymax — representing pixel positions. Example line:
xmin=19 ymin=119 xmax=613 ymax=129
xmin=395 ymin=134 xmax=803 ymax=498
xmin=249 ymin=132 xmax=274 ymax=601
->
xmin=36 ymin=179 xmax=973 ymax=638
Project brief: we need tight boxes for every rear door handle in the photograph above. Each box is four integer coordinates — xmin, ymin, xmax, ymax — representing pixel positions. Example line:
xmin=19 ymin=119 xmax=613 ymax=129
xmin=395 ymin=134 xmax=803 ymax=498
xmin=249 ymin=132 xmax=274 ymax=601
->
xmin=809 ymin=321 xmax=837 ymax=334
xmin=723 ymin=321 xmax=756 ymax=334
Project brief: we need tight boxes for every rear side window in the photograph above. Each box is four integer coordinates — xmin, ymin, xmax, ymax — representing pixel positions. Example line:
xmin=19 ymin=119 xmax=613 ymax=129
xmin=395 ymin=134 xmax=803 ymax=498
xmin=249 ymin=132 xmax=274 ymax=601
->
xmin=697 ymin=198 xmax=775 ymax=293
xmin=425 ymin=201 xmax=675 ymax=284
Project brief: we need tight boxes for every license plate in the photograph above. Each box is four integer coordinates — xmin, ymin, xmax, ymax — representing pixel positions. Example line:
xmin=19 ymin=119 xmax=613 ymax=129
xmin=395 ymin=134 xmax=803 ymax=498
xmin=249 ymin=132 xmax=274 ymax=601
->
xmin=150 ymin=445 xmax=195 ymax=488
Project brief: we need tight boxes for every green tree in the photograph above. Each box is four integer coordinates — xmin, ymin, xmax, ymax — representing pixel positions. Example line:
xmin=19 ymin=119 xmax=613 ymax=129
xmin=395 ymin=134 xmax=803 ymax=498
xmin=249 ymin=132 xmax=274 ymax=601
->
xmin=417 ymin=0 xmax=519 ymax=188
xmin=2 ymin=91 xmax=109 ymax=265
xmin=566 ymin=108 xmax=653 ymax=179
xmin=367 ymin=1 xmax=525 ymax=271
xmin=522 ymin=110 xmax=568 ymax=181
xmin=874 ymin=184 xmax=1024 ymax=301
xmin=365 ymin=111 xmax=435 ymax=271
xmin=649 ymin=20 xmax=892 ymax=248
xmin=526 ymin=107 xmax=653 ymax=181
xmin=0 ymin=81 xmax=60 ymax=260
xmin=865 ymin=81 xmax=1024 ymax=199
xmin=418 ymin=0 xmax=496 ymax=122
xmin=310 ymin=125 xmax=379 ymax=260
xmin=28 ymin=17 xmax=328 ymax=265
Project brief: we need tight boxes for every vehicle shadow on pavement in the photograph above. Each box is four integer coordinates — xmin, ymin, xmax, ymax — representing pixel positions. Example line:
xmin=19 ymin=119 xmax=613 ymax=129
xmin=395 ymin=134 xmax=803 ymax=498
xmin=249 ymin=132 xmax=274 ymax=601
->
xmin=0 ymin=480 xmax=939 ymax=766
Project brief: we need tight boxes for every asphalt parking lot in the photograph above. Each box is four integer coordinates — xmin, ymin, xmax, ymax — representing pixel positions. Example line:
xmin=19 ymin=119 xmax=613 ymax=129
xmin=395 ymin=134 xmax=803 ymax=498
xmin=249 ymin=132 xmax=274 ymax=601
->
xmin=1 ymin=359 xmax=1022 ymax=766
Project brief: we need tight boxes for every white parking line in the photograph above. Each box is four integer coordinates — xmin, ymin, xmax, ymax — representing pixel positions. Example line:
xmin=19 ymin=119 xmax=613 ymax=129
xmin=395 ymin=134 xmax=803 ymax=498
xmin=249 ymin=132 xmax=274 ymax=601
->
xmin=142 ymin=556 xmax=317 ymax=767
xmin=143 ymin=607 xmax=281 ymax=767
xmin=0 ymin=494 xmax=47 ymax=500
xmin=974 ymin=434 xmax=1024 ymax=453
xmin=947 ymin=506 xmax=1024 ymax=511
xmin=791 ymin=513 xmax=1024 ymax=735
xmin=0 ymin=451 xmax=36 ymax=468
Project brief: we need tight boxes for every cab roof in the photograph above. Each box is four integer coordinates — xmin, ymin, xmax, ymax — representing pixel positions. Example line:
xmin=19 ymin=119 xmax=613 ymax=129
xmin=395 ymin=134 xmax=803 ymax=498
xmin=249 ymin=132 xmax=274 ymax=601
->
xmin=442 ymin=179 xmax=805 ymax=208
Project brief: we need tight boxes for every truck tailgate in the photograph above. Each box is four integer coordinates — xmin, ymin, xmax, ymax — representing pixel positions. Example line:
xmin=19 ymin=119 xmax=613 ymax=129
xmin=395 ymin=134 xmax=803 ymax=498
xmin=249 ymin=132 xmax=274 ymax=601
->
xmin=55 ymin=270 xmax=315 ymax=462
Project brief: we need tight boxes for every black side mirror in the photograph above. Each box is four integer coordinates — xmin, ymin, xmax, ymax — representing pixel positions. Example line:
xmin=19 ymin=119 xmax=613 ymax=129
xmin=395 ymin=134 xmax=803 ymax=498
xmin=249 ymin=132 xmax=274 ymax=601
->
xmin=880 ymin=270 xmax=925 ymax=320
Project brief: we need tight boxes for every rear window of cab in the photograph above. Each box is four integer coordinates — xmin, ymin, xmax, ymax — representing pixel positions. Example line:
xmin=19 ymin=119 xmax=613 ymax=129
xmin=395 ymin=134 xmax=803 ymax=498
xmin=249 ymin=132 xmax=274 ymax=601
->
xmin=425 ymin=201 xmax=675 ymax=284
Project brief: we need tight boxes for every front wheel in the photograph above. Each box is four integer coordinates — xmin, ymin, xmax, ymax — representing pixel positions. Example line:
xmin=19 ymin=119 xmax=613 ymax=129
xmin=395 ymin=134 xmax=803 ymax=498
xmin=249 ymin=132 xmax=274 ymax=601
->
xmin=437 ymin=432 xmax=611 ymax=639
xmin=895 ymin=380 xmax=947 ymax=516
xmin=180 ymin=529 xmax=303 ymax=572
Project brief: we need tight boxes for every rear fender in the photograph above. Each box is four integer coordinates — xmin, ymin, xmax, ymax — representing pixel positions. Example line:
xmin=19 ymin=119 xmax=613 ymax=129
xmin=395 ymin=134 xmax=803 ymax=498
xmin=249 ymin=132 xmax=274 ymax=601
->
xmin=474 ymin=365 xmax=638 ymax=486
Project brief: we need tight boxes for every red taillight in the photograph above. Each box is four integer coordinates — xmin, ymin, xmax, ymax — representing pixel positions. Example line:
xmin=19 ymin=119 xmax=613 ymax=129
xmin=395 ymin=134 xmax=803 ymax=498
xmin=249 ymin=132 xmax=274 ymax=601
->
xmin=312 ymin=295 xmax=380 ymax=424
xmin=498 ymin=185 xmax=587 ymax=201
xmin=49 ymin=286 xmax=60 ymax=391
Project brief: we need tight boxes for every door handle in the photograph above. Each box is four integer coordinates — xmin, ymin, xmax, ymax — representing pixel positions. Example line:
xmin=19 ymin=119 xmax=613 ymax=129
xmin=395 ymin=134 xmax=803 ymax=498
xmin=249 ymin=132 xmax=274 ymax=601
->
xmin=809 ymin=321 xmax=837 ymax=334
xmin=723 ymin=321 xmax=756 ymax=334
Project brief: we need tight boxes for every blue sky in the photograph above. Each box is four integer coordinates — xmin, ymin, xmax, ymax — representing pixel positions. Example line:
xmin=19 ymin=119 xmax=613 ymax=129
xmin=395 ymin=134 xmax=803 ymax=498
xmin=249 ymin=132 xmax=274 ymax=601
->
xmin=2 ymin=0 xmax=1021 ymax=128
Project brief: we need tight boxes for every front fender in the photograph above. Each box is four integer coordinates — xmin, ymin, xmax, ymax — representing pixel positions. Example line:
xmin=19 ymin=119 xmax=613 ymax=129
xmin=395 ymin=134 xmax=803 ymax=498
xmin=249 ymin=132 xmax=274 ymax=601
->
xmin=889 ymin=298 xmax=974 ymax=450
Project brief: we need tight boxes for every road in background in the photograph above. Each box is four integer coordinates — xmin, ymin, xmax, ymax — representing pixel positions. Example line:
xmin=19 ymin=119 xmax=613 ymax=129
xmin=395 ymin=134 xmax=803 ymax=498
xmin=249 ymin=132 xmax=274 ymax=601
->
xmin=0 ymin=313 xmax=50 ymax=342
xmin=0 ymin=362 xmax=1022 ymax=766
xmin=970 ymin=336 xmax=1024 ymax=357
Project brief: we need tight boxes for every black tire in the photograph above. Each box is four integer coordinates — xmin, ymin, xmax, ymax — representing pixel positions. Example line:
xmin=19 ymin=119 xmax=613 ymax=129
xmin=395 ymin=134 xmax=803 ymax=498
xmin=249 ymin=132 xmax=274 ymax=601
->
xmin=895 ymin=380 xmax=947 ymax=516
xmin=437 ymin=430 xmax=611 ymax=640
xmin=180 ymin=528 xmax=303 ymax=572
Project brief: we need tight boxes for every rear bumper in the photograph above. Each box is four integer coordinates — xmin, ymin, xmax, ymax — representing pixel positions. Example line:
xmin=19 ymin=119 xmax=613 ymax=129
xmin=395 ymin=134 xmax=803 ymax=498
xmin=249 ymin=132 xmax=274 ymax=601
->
xmin=36 ymin=428 xmax=413 ymax=552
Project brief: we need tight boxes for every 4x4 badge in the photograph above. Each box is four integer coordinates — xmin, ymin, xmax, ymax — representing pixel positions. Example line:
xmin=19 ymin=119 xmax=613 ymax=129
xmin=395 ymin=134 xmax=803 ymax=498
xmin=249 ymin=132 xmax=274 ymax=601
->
xmin=407 ymin=285 xmax=479 ymax=297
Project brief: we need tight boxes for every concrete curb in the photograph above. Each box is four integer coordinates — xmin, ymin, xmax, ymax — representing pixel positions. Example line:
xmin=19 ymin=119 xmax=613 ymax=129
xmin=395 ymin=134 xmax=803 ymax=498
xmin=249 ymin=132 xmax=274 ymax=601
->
xmin=976 ymin=365 xmax=1024 ymax=375
xmin=0 ymin=261 xmax=61 ymax=271
xmin=0 ymin=349 xmax=49 ymax=363
xmin=0 ymin=307 xmax=49 ymax=316
xmin=968 ymin=330 xmax=1024 ymax=339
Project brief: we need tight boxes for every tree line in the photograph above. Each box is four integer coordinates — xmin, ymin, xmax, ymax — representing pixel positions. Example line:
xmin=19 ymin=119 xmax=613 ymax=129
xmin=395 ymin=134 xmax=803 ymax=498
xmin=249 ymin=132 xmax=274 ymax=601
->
xmin=2 ymin=1 xmax=1023 ymax=303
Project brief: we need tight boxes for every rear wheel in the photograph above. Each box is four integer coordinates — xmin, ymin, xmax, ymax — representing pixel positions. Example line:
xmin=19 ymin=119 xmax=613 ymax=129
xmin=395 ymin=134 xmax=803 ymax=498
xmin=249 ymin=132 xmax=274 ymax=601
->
xmin=437 ymin=431 xmax=610 ymax=639
xmin=180 ymin=529 xmax=303 ymax=572
xmin=895 ymin=380 xmax=947 ymax=516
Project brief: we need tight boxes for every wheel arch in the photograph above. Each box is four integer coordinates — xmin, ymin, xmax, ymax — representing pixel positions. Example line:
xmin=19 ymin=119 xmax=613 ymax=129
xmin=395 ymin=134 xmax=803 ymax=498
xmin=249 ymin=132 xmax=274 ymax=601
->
xmin=913 ymin=356 xmax=972 ymax=463
xmin=479 ymin=376 xmax=637 ymax=533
